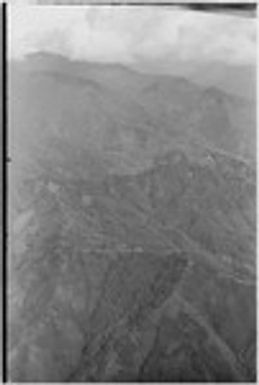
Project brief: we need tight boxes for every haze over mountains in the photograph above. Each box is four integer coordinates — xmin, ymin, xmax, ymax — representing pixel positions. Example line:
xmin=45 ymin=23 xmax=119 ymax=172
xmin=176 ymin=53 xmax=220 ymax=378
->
xmin=9 ymin=52 xmax=256 ymax=382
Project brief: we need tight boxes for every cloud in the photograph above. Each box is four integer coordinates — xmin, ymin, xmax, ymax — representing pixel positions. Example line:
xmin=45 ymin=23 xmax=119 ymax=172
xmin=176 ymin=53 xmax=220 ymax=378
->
xmin=8 ymin=5 xmax=256 ymax=67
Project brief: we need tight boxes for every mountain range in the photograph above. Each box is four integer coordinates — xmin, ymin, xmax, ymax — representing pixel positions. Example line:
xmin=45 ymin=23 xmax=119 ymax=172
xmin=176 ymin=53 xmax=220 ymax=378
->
xmin=8 ymin=53 xmax=256 ymax=382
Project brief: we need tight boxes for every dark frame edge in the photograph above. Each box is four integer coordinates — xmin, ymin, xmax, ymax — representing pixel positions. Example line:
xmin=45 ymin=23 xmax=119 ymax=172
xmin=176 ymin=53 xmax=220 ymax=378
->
xmin=2 ymin=2 xmax=7 ymax=383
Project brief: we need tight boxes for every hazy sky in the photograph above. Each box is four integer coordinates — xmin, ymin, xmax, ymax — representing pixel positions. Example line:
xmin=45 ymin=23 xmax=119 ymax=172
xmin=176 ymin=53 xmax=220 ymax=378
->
xmin=9 ymin=5 xmax=256 ymax=67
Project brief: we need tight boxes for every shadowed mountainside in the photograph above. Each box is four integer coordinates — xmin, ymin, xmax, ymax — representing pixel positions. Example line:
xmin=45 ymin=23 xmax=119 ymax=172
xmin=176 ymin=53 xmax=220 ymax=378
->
xmin=9 ymin=53 xmax=256 ymax=382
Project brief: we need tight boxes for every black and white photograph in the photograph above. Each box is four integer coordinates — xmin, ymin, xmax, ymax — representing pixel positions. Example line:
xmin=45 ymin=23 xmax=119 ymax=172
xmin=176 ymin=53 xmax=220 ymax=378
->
xmin=7 ymin=1 xmax=257 ymax=382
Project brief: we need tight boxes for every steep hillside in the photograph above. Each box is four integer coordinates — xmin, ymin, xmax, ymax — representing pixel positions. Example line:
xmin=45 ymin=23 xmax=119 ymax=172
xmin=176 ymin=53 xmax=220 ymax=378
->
xmin=9 ymin=53 xmax=256 ymax=382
